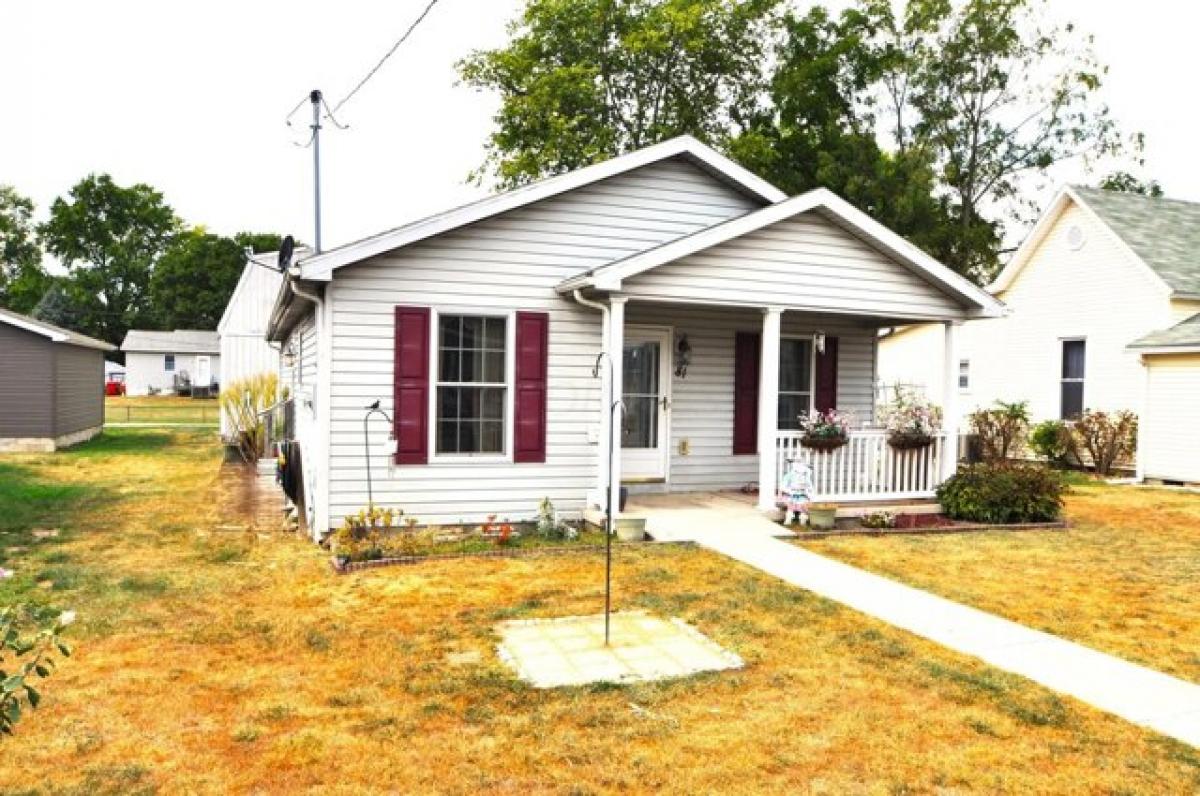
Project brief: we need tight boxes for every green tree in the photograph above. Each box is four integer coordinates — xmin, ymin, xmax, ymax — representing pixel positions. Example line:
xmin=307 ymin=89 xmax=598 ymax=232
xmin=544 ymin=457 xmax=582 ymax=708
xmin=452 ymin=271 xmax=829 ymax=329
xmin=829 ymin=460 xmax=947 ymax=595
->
xmin=39 ymin=174 xmax=180 ymax=345
xmin=0 ymin=186 xmax=51 ymax=315
xmin=897 ymin=0 xmax=1124 ymax=281
xmin=1098 ymin=171 xmax=1163 ymax=197
xmin=458 ymin=0 xmax=782 ymax=188
xmin=30 ymin=281 xmax=79 ymax=330
xmin=149 ymin=229 xmax=248 ymax=330
xmin=232 ymin=231 xmax=285 ymax=254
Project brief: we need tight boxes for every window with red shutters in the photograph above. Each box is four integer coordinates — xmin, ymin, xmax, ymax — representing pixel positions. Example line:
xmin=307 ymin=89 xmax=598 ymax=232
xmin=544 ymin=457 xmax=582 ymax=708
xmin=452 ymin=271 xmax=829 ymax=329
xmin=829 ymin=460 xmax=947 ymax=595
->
xmin=513 ymin=311 xmax=549 ymax=463
xmin=393 ymin=306 xmax=430 ymax=464
xmin=733 ymin=331 xmax=760 ymax=454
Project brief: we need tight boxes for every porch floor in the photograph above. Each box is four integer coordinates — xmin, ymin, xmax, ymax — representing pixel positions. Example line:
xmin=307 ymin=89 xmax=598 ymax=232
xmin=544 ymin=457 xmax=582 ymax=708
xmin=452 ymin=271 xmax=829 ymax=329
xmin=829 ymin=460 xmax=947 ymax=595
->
xmin=624 ymin=490 xmax=940 ymax=541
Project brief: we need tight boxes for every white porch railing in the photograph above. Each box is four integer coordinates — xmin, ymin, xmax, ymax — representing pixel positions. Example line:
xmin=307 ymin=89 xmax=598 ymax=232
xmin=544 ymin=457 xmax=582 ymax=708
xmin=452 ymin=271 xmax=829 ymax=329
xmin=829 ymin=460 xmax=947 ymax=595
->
xmin=776 ymin=430 xmax=953 ymax=501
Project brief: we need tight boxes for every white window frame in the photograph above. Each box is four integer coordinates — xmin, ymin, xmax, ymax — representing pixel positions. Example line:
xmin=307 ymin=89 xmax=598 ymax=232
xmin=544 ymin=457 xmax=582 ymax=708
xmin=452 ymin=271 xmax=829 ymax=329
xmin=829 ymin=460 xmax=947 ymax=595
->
xmin=1060 ymin=337 xmax=1086 ymax=420
xmin=958 ymin=358 xmax=970 ymax=391
xmin=777 ymin=334 xmax=817 ymax=431
xmin=427 ymin=308 xmax=516 ymax=464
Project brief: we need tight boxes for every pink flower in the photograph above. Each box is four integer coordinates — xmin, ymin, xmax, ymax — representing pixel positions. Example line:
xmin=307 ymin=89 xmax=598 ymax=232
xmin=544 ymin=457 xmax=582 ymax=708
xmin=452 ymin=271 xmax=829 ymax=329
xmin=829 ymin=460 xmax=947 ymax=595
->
xmin=0 ymin=567 xmax=13 ymax=579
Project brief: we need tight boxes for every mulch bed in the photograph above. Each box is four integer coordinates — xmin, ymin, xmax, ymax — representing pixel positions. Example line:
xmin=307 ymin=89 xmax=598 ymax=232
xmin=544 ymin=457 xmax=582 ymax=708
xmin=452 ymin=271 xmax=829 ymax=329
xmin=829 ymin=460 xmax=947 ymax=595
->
xmin=331 ymin=539 xmax=690 ymax=573
xmin=787 ymin=516 xmax=1067 ymax=541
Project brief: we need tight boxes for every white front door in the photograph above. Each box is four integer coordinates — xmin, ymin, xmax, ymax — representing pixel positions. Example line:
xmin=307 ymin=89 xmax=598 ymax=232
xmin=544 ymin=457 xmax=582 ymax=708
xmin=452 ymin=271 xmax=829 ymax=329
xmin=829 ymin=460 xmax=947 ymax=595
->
xmin=195 ymin=356 xmax=212 ymax=387
xmin=621 ymin=327 xmax=671 ymax=481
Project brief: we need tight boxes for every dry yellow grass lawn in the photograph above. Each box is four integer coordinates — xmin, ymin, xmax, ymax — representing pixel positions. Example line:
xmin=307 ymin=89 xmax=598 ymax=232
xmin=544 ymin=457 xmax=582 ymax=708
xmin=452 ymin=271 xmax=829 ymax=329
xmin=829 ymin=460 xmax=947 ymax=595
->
xmin=1 ymin=431 xmax=1199 ymax=794
xmin=805 ymin=480 xmax=1200 ymax=685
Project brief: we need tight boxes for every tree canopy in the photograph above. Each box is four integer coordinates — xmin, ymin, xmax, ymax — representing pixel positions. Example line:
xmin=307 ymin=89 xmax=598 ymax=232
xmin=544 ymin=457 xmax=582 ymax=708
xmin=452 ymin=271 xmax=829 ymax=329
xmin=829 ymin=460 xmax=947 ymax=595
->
xmin=0 ymin=186 xmax=52 ymax=315
xmin=462 ymin=0 xmax=1136 ymax=283
xmin=39 ymin=174 xmax=180 ymax=345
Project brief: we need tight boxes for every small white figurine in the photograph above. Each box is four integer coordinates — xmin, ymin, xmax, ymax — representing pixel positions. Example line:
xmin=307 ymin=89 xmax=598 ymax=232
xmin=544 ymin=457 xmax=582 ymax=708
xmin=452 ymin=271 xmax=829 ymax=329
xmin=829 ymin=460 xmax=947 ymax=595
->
xmin=780 ymin=457 xmax=815 ymax=526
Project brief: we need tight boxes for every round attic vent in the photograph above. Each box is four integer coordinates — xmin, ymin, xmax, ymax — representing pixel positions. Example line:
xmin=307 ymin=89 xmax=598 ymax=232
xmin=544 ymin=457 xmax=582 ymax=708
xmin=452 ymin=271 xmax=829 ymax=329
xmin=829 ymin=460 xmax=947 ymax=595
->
xmin=1066 ymin=224 xmax=1086 ymax=250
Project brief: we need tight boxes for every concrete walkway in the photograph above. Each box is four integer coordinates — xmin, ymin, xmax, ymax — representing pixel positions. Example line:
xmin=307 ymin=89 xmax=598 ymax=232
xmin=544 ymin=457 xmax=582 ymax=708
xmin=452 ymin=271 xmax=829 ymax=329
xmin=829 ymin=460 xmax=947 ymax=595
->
xmin=679 ymin=524 xmax=1200 ymax=748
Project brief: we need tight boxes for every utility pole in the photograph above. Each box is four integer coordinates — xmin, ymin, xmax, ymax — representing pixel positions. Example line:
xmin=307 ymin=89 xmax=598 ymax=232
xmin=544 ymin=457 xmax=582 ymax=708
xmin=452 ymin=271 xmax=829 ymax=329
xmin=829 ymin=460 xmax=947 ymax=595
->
xmin=310 ymin=89 xmax=323 ymax=254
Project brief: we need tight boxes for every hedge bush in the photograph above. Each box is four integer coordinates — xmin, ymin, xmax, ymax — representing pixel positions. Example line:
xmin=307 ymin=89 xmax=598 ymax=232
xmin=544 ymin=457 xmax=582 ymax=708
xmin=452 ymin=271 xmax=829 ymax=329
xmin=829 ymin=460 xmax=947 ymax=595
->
xmin=936 ymin=463 xmax=1066 ymax=524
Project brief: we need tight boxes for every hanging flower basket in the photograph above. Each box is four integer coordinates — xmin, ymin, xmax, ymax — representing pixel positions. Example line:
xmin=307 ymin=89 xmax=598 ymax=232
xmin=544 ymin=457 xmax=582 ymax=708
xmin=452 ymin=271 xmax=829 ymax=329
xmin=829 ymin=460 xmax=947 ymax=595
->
xmin=801 ymin=433 xmax=848 ymax=451
xmin=887 ymin=431 xmax=934 ymax=450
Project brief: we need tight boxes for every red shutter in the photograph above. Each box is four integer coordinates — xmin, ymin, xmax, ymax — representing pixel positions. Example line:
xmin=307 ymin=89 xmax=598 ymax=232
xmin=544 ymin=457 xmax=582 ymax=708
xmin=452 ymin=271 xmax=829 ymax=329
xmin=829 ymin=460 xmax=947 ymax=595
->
xmin=814 ymin=336 xmax=839 ymax=412
xmin=393 ymin=306 xmax=430 ymax=464
xmin=733 ymin=332 xmax=760 ymax=455
xmin=513 ymin=311 xmax=549 ymax=463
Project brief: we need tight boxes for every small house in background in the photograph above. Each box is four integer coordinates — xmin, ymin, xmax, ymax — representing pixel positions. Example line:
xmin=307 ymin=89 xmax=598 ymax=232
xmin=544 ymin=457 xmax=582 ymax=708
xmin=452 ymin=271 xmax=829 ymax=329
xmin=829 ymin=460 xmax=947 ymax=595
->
xmin=217 ymin=251 xmax=289 ymax=435
xmin=0 ymin=307 xmax=114 ymax=452
xmin=121 ymin=330 xmax=221 ymax=397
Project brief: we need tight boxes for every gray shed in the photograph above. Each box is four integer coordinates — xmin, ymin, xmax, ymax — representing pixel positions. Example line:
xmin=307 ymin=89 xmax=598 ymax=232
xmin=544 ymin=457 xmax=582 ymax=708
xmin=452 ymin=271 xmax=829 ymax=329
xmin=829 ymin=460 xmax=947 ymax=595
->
xmin=0 ymin=308 xmax=115 ymax=452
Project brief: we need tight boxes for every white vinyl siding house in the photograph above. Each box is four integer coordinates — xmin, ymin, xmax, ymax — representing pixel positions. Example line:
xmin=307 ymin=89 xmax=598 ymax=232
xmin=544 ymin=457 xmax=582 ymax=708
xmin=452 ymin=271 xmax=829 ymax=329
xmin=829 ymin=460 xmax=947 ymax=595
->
xmin=218 ymin=253 xmax=285 ymax=434
xmin=267 ymin=137 xmax=1001 ymax=536
xmin=880 ymin=185 xmax=1200 ymax=482
xmin=121 ymin=330 xmax=221 ymax=396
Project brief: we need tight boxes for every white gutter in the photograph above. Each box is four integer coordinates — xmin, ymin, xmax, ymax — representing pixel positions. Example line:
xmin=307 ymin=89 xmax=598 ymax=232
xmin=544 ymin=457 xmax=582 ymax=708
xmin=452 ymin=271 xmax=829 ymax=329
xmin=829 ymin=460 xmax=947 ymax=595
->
xmin=572 ymin=289 xmax=612 ymax=505
xmin=287 ymin=276 xmax=327 ymax=540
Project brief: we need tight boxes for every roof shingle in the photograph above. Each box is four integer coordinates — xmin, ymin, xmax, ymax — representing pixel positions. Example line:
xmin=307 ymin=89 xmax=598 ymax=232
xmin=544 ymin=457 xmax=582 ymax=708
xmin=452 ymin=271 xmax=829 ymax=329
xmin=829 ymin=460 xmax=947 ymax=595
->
xmin=121 ymin=329 xmax=219 ymax=354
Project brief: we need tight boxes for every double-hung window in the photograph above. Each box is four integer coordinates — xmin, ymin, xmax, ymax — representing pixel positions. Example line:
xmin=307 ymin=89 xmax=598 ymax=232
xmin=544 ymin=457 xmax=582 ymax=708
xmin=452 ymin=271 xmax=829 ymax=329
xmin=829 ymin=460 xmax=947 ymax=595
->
xmin=164 ymin=354 xmax=175 ymax=372
xmin=1061 ymin=339 xmax=1086 ymax=420
xmin=777 ymin=337 xmax=814 ymax=430
xmin=958 ymin=359 xmax=970 ymax=390
xmin=436 ymin=314 xmax=507 ymax=455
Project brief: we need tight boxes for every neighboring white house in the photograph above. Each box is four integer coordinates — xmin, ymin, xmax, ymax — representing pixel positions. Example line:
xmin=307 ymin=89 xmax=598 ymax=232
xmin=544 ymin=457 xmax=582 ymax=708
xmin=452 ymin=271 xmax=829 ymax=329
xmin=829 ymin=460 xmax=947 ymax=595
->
xmin=879 ymin=185 xmax=1200 ymax=482
xmin=121 ymin=330 xmax=221 ymax=396
xmin=265 ymin=136 xmax=1002 ymax=537
xmin=217 ymin=251 xmax=288 ymax=434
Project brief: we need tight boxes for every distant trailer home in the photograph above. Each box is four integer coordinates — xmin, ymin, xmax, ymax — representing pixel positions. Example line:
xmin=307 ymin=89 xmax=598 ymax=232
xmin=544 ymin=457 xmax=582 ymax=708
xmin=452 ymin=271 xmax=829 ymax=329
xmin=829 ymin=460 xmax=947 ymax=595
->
xmin=0 ymin=307 xmax=115 ymax=452
xmin=121 ymin=330 xmax=221 ymax=396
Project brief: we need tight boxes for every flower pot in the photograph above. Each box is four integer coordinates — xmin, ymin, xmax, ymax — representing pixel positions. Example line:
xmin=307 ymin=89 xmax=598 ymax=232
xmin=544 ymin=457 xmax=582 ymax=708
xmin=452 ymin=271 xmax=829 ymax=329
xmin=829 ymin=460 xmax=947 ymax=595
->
xmin=801 ymin=435 xmax=848 ymax=452
xmin=808 ymin=505 xmax=837 ymax=531
xmin=615 ymin=517 xmax=646 ymax=542
xmin=888 ymin=432 xmax=934 ymax=450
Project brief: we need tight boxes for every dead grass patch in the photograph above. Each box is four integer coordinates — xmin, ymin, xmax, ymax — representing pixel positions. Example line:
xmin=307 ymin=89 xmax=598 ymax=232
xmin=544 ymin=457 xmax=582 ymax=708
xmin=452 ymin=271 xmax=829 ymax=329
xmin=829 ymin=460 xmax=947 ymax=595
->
xmin=0 ymin=431 xmax=1197 ymax=793
xmin=804 ymin=481 xmax=1200 ymax=682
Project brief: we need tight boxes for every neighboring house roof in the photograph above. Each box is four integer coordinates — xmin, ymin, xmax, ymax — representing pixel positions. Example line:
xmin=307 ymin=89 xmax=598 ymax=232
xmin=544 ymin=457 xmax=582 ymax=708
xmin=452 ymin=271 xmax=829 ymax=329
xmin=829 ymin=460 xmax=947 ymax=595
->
xmin=1128 ymin=312 xmax=1200 ymax=353
xmin=558 ymin=188 xmax=1005 ymax=317
xmin=992 ymin=185 xmax=1200 ymax=297
xmin=294 ymin=136 xmax=786 ymax=281
xmin=121 ymin=329 xmax=219 ymax=354
xmin=0 ymin=307 xmax=115 ymax=351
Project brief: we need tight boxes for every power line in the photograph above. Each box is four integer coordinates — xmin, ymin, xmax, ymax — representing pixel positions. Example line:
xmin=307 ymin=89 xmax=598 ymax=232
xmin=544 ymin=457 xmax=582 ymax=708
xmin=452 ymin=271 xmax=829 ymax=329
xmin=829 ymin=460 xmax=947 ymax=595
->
xmin=329 ymin=0 xmax=441 ymax=115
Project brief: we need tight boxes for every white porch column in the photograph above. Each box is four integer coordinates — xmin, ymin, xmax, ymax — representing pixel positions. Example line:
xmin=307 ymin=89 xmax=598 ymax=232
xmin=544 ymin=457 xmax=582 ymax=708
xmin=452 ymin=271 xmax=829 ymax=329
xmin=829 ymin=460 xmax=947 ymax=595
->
xmin=757 ymin=307 xmax=783 ymax=511
xmin=941 ymin=321 xmax=961 ymax=480
xmin=607 ymin=297 xmax=627 ymax=524
xmin=596 ymin=307 xmax=611 ymax=498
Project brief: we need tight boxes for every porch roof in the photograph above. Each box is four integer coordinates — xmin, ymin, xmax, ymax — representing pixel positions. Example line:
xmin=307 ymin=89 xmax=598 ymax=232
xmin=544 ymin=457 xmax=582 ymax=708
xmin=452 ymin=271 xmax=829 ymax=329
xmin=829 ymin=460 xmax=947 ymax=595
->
xmin=557 ymin=189 xmax=1005 ymax=319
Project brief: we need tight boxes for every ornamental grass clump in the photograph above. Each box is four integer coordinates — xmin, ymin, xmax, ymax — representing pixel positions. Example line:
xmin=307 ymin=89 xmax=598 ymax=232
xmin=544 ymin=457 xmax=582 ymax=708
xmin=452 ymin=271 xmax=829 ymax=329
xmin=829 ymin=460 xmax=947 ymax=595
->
xmin=878 ymin=387 xmax=942 ymax=449
xmin=218 ymin=373 xmax=280 ymax=462
xmin=798 ymin=409 xmax=854 ymax=450
xmin=936 ymin=462 xmax=1066 ymax=524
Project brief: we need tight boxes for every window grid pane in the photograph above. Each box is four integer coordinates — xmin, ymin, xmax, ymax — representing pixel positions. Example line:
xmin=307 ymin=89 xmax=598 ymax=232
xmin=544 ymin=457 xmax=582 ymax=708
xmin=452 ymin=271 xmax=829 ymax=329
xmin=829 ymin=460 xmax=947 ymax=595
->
xmin=436 ymin=314 xmax=507 ymax=455
xmin=778 ymin=339 xmax=813 ymax=429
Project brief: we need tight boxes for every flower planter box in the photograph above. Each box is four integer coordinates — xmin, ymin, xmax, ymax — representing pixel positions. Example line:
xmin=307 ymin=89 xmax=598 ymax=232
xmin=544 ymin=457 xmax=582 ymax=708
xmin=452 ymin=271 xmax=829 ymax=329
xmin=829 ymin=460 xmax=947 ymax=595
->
xmin=801 ymin=435 xmax=848 ymax=452
xmin=887 ymin=432 xmax=934 ymax=450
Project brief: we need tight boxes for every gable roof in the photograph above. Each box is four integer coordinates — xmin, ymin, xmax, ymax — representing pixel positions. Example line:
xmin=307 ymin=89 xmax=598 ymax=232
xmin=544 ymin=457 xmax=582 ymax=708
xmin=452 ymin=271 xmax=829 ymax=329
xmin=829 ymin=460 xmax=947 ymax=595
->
xmin=991 ymin=185 xmax=1200 ymax=297
xmin=0 ymin=307 xmax=115 ymax=351
xmin=295 ymin=136 xmax=785 ymax=281
xmin=121 ymin=329 xmax=219 ymax=354
xmin=557 ymin=188 xmax=1005 ymax=317
xmin=1128 ymin=312 xmax=1200 ymax=352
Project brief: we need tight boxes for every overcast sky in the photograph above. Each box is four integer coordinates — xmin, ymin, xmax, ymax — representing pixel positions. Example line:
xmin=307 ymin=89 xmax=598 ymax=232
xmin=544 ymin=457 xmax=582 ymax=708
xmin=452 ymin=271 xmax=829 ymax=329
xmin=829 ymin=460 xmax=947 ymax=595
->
xmin=4 ymin=1 xmax=1199 ymax=266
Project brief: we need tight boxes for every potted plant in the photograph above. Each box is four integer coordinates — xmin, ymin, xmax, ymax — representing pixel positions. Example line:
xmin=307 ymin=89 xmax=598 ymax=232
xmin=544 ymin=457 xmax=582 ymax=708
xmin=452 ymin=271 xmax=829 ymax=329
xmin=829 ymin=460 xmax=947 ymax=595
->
xmin=798 ymin=409 xmax=852 ymax=451
xmin=878 ymin=387 xmax=943 ymax=450
xmin=808 ymin=502 xmax=838 ymax=531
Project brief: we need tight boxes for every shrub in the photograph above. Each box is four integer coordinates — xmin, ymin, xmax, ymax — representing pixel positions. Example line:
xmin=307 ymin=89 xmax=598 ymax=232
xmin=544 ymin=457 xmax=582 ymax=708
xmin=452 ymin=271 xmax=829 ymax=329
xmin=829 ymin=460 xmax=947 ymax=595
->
xmin=968 ymin=401 xmax=1031 ymax=462
xmin=2 ymin=605 xmax=73 ymax=735
xmin=936 ymin=463 xmax=1065 ymax=523
xmin=1071 ymin=410 xmax=1137 ymax=476
xmin=1029 ymin=420 xmax=1074 ymax=465
xmin=219 ymin=373 xmax=280 ymax=461
xmin=860 ymin=511 xmax=896 ymax=529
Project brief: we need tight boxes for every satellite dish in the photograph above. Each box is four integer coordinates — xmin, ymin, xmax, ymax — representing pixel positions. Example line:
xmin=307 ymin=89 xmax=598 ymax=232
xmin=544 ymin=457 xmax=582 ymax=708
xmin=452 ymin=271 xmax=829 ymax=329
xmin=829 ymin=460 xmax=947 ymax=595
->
xmin=277 ymin=235 xmax=296 ymax=272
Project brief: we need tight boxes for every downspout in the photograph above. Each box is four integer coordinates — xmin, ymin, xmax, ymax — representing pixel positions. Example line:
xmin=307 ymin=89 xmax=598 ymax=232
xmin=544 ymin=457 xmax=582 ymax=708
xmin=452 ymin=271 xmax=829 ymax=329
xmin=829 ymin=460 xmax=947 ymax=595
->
xmin=288 ymin=276 xmax=326 ymax=539
xmin=572 ymin=289 xmax=611 ymax=505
